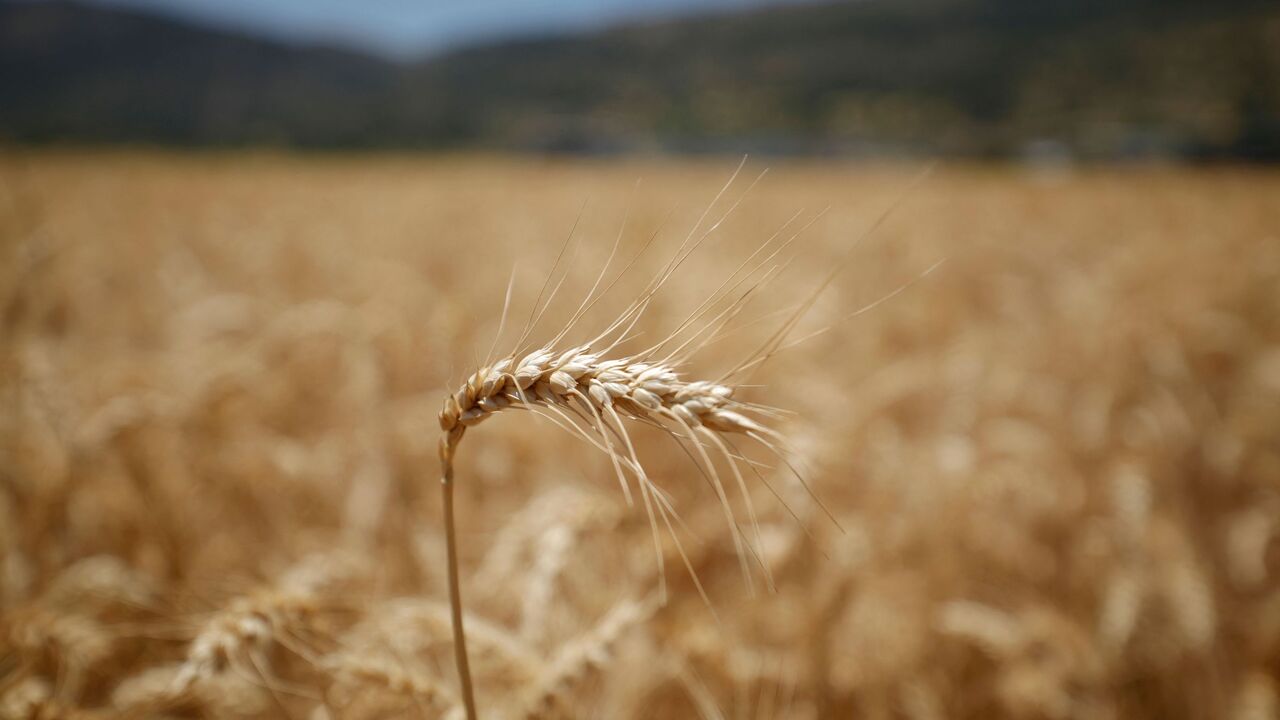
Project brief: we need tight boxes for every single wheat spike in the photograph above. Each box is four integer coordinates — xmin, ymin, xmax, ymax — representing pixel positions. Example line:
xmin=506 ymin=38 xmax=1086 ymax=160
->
xmin=435 ymin=163 xmax=932 ymax=719
xmin=171 ymin=591 xmax=321 ymax=694
xmin=322 ymin=651 xmax=457 ymax=718
xmin=171 ymin=552 xmax=359 ymax=701
xmin=517 ymin=597 xmax=655 ymax=719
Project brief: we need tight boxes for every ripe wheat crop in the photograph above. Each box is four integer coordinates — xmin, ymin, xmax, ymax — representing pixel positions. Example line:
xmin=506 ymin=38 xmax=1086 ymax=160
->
xmin=2 ymin=152 xmax=1279 ymax=720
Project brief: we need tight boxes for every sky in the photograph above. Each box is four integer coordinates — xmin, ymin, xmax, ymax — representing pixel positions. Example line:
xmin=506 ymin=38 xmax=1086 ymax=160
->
xmin=83 ymin=0 xmax=802 ymax=59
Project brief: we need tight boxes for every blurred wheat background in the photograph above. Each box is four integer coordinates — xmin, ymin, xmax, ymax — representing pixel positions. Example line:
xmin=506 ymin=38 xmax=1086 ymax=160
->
xmin=2 ymin=152 xmax=1280 ymax=719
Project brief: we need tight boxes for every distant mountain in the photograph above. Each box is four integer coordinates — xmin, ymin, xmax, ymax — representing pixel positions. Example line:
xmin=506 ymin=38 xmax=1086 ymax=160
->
xmin=2 ymin=0 xmax=1278 ymax=158
xmin=0 ymin=1 xmax=400 ymax=145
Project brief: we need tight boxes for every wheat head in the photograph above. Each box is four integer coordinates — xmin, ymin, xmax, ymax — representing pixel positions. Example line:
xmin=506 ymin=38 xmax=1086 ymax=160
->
xmin=432 ymin=162 xmax=827 ymax=719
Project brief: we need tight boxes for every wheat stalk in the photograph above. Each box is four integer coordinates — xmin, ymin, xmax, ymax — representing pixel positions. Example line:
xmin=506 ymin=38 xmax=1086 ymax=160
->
xmin=433 ymin=162 xmax=925 ymax=718
xmin=433 ymin=177 xmax=807 ymax=719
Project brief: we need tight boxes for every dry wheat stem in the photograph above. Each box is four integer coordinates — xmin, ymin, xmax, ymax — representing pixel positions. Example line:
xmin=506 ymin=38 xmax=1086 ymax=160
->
xmin=439 ymin=436 xmax=479 ymax=720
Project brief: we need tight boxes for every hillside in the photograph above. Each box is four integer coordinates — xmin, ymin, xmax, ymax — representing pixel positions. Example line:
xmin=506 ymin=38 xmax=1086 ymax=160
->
xmin=0 ymin=1 xmax=399 ymax=145
xmin=2 ymin=0 xmax=1278 ymax=158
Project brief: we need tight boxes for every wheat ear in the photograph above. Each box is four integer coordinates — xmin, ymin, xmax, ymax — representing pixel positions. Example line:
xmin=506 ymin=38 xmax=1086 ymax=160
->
xmin=434 ymin=172 xmax=813 ymax=719
xmin=435 ymin=161 xmax=927 ymax=717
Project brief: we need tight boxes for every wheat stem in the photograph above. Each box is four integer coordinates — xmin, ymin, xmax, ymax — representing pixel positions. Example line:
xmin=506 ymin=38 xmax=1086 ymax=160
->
xmin=439 ymin=428 xmax=478 ymax=720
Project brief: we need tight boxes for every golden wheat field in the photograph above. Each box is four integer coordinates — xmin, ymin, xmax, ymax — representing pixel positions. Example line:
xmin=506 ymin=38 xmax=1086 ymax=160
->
xmin=2 ymin=152 xmax=1279 ymax=720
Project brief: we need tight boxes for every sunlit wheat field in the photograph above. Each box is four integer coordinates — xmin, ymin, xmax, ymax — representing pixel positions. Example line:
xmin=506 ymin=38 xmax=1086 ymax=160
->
xmin=2 ymin=152 xmax=1279 ymax=720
